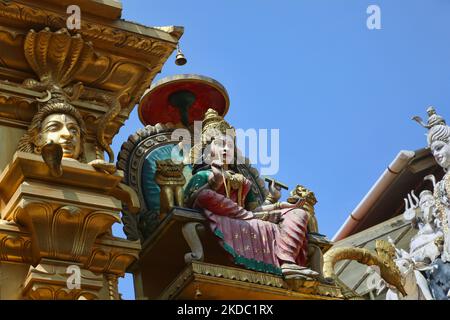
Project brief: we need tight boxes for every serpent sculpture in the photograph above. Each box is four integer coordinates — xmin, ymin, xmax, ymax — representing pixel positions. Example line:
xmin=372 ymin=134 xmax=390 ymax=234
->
xmin=322 ymin=240 xmax=407 ymax=296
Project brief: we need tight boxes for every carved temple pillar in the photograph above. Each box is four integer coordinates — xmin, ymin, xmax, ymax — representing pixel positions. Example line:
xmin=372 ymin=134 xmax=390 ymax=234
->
xmin=0 ymin=0 xmax=183 ymax=299
xmin=0 ymin=152 xmax=140 ymax=299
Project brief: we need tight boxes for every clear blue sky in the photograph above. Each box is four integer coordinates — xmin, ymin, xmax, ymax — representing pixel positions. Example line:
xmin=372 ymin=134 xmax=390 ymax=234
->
xmin=112 ymin=0 xmax=450 ymax=299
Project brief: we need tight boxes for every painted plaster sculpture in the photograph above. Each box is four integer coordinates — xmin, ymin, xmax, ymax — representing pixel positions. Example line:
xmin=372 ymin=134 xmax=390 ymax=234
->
xmin=409 ymin=106 xmax=450 ymax=299
xmin=184 ymin=108 xmax=320 ymax=279
xmin=373 ymin=107 xmax=450 ymax=300
xmin=403 ymin=187 xmax=443 ymax=266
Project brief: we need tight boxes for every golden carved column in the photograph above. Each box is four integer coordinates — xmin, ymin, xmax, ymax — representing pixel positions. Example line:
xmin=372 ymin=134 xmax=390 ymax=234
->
xmin=0 ymin=152 xmax=140 ymax=299
xmin=0 ymin=0 xmax=183 ymax=300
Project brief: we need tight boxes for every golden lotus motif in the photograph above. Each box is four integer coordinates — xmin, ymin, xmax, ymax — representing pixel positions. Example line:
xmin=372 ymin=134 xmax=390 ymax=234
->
xmin=0 ymin=0 xmax=183 ymax=300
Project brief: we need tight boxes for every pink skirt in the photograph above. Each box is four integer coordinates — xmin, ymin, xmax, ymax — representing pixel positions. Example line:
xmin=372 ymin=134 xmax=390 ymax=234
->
xmin=194 ymin=189 xmax=309 ymax=274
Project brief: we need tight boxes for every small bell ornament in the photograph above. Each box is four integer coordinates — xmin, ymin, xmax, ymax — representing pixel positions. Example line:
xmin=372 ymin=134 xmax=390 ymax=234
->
xmin=175 ymin=44 xmax=187 ymax=66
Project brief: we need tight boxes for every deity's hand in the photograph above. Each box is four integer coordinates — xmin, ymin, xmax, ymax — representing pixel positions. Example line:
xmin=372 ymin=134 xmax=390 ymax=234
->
xmin=281 ymin=197 xmax=306 ymax=209
xmin=403 ymin=190 xmax=420 ymax=221
xmin=89 ymin=159 xmax=117 ymax=174
xmin=267 ymin=180 xmax=282 ymax=203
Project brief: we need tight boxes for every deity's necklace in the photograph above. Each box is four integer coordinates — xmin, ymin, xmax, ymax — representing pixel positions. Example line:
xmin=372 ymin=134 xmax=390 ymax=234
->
xmin=221 ymin=167 xmax=230 ymax=198
xmin=220 ymin=168 xmax=245 ymax=207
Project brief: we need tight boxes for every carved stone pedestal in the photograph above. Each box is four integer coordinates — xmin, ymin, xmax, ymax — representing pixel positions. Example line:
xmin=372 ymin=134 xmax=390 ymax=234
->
xmin=23 ymin=259 xmax=104 ymax=300
xmin=132 ymin=208 xmax=346 ymax=300
xmin=0 ymin=152 xmax=140 ymax=299
xmin=160 ymin=261 xmax=345 ymax=300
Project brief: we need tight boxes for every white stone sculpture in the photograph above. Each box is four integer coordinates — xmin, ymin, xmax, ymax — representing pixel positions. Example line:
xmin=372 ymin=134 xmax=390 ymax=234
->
xmin=377 ymin=106 xmax=450 ymax=300
xmin=403 ymin=185 xmax=443 ymax=265
xmin=413 ymin=107 xmax=450 ymax=263
xmin=372 ymin=243 xmax=435 ymax=300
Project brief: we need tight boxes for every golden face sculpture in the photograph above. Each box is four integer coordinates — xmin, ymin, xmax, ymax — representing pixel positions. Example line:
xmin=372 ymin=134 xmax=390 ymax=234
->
xmin=38 ymin=113 xmax=82 ymax=159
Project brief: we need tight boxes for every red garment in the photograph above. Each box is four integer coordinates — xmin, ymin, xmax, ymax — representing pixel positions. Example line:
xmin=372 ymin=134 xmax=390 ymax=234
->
xmin=194 ymin=188 xmax=309 ymax=270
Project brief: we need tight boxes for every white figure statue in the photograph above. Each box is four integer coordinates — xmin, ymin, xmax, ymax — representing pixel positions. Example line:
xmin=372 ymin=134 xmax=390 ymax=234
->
xmin=381 ymin=248 xmax=435 ymax=300
xmin=413 ymin=107 xmax=450 ymax=263
xmin=372 ymin=107 xmax=450 ymax=300
xmin=372 ymin=179 xmax=441 ymax=300
xmin=403 ymin=185 xmax=443 ymax=266
xmin=370 ymin=237 xmax=435 ymax=300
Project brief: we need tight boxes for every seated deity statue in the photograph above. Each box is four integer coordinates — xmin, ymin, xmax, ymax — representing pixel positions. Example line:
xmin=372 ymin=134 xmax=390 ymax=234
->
xmin=17 ymin=97 xmax=116 ymax=175
xmin=184 ymin=108 xmax=318 ymax=279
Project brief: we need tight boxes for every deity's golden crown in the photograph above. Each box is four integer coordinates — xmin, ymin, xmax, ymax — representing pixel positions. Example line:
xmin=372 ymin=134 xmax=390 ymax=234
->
xmin=188 ymin=108 xmax=235 ymax=164
xmin=201 ymin=108 xmax=235 ymax=144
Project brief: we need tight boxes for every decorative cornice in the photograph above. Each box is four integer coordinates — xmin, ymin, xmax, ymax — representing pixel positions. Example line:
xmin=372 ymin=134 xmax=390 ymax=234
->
xmin=22 ymin=260 xmax=104 ymax=300
xmin=0 ymin=221 xmax=33 ymax=263
xmin=0 ymin=1 xmax=179 ymax=58
xmin=160 ymin=262 xmax=345 ymax=300
xmin=88 ymin=236 xmax=140 ymax=276
xmin=0 ymin=3 xmax=181 ymax=153
xmin=0 ymin=82 xmax=130 ymax=140
xmin=0 ymin=222 xmax=139 ymax=276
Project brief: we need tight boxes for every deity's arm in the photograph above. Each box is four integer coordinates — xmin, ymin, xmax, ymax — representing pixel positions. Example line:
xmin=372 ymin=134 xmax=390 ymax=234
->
xmin=264 ymin=177 xmax=282 ymax=205
xmin=254 ymin=201 xmax=302 ymax=212
xmin=247 ymin=175 xmax=285 ymax=212
xmin=185 ymin=171 xmax=272 ymax=221
xmin=242 ymin=181 xmax=283 ymax=222
xmin=184 ymin=170 xmax=212 ymax=208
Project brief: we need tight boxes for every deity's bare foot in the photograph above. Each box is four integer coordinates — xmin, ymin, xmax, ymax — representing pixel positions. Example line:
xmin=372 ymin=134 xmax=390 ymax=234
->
xmin=89 ymin=159 xmax=117 ymax=174
xmin=281 ymin=263 xmax=320 ymax=280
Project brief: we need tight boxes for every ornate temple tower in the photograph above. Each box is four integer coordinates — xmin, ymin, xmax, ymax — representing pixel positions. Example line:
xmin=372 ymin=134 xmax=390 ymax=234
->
xmin=116 ymin=74 xmax=407 ymax=300
xmin=118 ymin=74 xmax=350 ymax=300
xmin=0 ymin=1 xmax=407 ymax=301
xmin=0 ymin=0 xmax=182 ymax=299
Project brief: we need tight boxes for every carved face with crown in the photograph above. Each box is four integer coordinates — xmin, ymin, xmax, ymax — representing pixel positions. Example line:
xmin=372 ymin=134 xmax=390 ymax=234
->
xmin=414 ymin=107 xmax=450 ymax=170
xmin=17 ymin=100 xmax=87 ymax=162
xmin=191 ymin=108 xmax=237 ymax=167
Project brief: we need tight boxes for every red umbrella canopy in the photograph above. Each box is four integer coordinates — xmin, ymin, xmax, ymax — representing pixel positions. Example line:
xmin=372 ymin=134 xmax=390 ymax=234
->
xmin=138 ymin=74 xmax=230 ymax=127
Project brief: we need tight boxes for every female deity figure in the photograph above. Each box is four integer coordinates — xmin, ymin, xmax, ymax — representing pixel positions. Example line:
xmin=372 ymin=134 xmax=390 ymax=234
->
xmin=184 ymin=109 xmax=318 ymax=279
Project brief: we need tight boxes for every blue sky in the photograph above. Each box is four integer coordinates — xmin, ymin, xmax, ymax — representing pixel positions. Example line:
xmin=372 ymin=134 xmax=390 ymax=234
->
xmin=112 ymin=0 xmax=450 ymax=299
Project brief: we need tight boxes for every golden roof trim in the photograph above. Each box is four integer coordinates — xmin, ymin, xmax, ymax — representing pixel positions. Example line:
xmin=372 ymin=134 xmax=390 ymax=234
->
xmin=0 ymin=1 xmax=182 ymax=57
